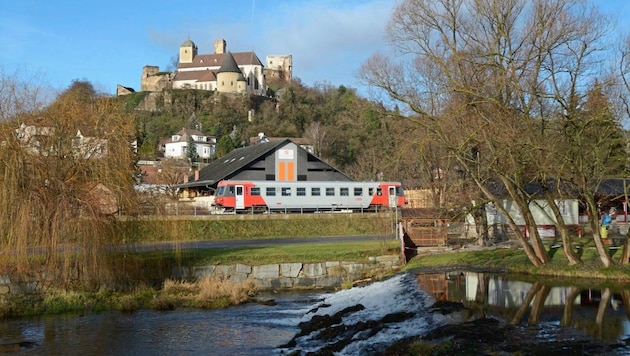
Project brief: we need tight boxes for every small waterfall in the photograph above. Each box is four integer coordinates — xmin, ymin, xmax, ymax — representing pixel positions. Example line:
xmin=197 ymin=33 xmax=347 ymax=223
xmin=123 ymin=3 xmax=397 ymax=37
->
xmin=278 ymin=272 xmax=448 ymax=355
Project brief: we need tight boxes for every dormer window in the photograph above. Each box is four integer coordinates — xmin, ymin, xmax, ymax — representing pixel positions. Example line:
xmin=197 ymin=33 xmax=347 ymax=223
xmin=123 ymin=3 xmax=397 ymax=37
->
xmin=172 ymin=135 xmax=181 ymax=141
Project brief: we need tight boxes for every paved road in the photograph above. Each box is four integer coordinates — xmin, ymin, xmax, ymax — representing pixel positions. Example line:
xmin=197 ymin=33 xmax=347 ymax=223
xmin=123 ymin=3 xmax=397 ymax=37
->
xmin=129 ymin=235 xmax=397 ymax=252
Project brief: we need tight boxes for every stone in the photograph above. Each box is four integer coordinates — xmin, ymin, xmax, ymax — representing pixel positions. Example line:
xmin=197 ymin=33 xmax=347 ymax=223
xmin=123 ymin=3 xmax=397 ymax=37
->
xmin=252 ymin=264 xmax=280 ymax=279
xmin=303 ymin=263 xmax=327 ymax=277
xmin=280 ymin=263 xmax=302 ymax=277
xmin=193 ymin=265 xmax=216 ymax=279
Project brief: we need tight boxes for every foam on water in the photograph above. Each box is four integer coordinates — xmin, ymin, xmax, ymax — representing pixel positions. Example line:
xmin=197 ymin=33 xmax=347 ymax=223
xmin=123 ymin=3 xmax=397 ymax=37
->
xmin=279 ymin=272 xmax=448 ymax=355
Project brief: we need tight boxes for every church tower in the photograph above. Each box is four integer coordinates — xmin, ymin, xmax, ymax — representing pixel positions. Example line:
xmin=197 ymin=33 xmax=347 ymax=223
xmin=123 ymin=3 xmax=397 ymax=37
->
xmin=179 ymin=38 xmax=197 ymax=64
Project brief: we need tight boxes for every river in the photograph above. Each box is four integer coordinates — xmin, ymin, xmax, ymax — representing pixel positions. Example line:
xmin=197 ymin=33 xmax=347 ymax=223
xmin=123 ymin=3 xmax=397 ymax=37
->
xmin=2 ymin=271 xmax=630 ymax=355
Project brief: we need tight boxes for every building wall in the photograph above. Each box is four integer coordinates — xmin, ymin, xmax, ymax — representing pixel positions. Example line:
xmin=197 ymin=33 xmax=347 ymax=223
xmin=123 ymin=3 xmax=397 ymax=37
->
xmin=265 ymin=55 xmax=292 ymax=82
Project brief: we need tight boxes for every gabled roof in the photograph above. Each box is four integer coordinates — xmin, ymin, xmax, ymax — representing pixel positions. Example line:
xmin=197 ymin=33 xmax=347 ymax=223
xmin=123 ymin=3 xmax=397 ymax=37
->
xmin=162 ymin=128 xmax=212 ymax=145
xmin=180 ymin=140 xmax=289 ymax=189
xmin=177 ymin=51 xmax=263 ymax=70
xmin=180 ymin=139 xmax=351 ymax=190
xmin=173 ymin=70 xmax=217 ymax=82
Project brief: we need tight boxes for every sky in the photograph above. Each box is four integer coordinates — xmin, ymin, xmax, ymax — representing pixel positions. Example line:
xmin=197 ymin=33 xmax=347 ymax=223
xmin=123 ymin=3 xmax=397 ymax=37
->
xmin=1 ymin=1 xmax=630 ymax=98
xmin=0 ymin=0 xmax=394 ymax=97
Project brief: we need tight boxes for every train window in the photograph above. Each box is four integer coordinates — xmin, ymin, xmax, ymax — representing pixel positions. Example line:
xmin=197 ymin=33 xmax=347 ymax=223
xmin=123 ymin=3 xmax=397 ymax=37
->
xmin=297 ymin=187 xmax=306 ymax=196
xmin=228 ymin=186 xmax=235 ymax=195
xmin=326 ymin=187 xmax=335 ymax=196
xmin=282 ymin=187 xmax=291 ymax=196
xmin=340 ymin=188 xmax=349 ymax=196
xmin=354 ymin=187 xmax=363 ymax=196
xmin=251 ymin=187 xmax=261 ymax=196
xmin=266 ymin=187 xmax=276 ymax=196
xmin=376 ymin=188 xmax=383 ymax=196
xmin=217 ymin=186 xmax=225 ymax=196
xmin=311 ymin=187 xmax=321 ymax=196
xmin=368 ymin=188 xmax=375 ymax=196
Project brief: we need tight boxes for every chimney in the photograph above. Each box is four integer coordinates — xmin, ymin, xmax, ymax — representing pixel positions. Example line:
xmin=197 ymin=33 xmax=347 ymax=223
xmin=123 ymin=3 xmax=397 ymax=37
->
xmin=214 ymin=39 xmax=226 ymax=54
xmin=184 ymin=174 xmax=189 ymax=183
xmin=195 ymin=170 xmax=200 ymax=181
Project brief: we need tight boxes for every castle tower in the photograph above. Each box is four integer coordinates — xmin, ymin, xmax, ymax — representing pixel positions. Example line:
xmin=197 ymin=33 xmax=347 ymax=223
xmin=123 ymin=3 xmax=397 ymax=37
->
xmin=214 ymin=39 xmax=226 ymax=54
xmin=179 ymin=38 xmax=197 ymax=64
xmin=216 ymin=52 xmax=246 ymax=93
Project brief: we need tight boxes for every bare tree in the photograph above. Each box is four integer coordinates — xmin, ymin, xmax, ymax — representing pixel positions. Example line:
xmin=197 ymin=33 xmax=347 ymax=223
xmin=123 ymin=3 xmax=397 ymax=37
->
xmin=360 ymin=0 xmax=618 ymax=266
xmin=0 ymin=80 xmax=139 ymax=289
xmin=0 ymin=67 xmax=54 ymax=121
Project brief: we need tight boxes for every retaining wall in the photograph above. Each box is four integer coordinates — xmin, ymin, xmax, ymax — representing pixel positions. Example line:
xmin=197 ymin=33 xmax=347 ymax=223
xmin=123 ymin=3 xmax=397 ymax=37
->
xmin=0 ymin=255 xmax=403 ymax=294
xmin=171 ymin=255 xmax=403 ymax=290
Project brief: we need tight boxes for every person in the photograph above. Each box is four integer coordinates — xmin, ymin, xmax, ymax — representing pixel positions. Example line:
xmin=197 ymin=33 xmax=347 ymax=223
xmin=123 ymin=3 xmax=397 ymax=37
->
xmin=600 ymin=208 xmax=614 ymax=241
xmin=600 ymin=211 xmax=611 ymax=240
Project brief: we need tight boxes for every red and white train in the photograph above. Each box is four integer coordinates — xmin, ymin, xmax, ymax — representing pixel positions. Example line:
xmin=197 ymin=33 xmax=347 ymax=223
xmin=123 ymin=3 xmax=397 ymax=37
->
xmin=213 ymin=180 xmax=406 ymax=213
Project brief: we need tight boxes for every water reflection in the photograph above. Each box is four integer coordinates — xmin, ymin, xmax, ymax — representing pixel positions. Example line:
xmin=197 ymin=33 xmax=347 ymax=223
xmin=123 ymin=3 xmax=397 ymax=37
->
xmin=416 ymin=272 xmax=630 ymax=343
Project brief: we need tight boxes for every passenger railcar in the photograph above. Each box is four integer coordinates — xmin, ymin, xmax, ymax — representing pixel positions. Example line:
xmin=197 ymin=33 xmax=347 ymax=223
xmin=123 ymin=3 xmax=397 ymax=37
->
xmin=213 ymin=180 xmax=405 ymax=213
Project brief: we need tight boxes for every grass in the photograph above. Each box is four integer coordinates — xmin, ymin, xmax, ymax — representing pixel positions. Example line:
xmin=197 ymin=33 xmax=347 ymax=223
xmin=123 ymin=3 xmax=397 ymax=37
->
xmin=0 ymin=276 xmax=260 ymax=318
xmin=114 ymin=214 xmax=398 ymax=243
xmin=405 ymin=240 xmax=630 ymax=281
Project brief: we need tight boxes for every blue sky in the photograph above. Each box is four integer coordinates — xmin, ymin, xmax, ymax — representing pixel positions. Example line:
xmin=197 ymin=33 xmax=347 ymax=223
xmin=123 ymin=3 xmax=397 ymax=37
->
xmin=1 ymin=1 xmax=629 ymax=97
xmin=0 ymin=0 xmax=394 ymax=96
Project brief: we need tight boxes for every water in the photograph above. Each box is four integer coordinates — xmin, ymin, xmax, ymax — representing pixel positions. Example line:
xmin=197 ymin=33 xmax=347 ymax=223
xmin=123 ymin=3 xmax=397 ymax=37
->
xmin=3 ymin=272 xmax=630 ymax=355
xmin=0 ymin=293 xmax=314 ymax=355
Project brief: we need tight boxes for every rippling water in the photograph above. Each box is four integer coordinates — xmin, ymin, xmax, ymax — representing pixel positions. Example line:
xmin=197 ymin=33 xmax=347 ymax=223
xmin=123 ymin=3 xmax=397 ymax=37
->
xmin=0 ymin=291 xmax=318 ymax=355
xmin=4 ymin=271 xmax=630 ymax=355
xmin=0 ymin=274 xmax=439 ymax=355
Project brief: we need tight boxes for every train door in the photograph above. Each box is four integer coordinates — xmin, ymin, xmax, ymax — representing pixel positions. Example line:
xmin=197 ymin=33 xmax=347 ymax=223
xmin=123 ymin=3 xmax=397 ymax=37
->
xmin=235 ymin=185 xmax=245 ymax=210
xmin=388 ymin=186 xmax=397 ymax=208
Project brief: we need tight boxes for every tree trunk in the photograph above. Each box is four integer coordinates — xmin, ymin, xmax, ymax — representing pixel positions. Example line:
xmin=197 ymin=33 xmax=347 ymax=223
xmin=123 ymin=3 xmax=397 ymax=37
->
xmin=501 ymin=176 xmax=549 ymax=264
xmin=543 ymin=192 xmax=581 ymax=265
xmin=585 ymin=196 xmax=613 ymax=267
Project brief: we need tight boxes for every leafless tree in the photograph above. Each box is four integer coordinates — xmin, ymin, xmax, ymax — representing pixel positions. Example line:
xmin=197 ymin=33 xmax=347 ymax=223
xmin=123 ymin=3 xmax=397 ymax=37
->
xmin=0 ymin=67 xmax=54 ymax=121
xmin=360 ymin=0 xmax=619 ymax=266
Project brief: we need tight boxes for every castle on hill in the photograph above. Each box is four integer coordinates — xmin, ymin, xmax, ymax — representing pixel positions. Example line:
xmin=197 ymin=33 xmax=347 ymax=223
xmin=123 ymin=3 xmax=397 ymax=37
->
xmin=120 ymin=38 xmax=292 ymax=96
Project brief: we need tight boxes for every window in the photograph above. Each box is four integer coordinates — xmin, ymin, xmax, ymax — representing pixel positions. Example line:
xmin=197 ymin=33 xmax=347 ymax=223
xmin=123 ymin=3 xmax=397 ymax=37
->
xmin=368 ymin=188 xmax=375 ymax=196
xmin=326 ymin=187 xmax=335 ymax=196
xmin=340 ymin=188 xmax=349 ymax=196
xmin=354 ymin=187 xmax=363 ymax=196
xmin=266 ymin=187 xmax=276 ymax=196
xmin=282 ymin=187 xmax=291 ymax=196
xmin=311 ymin=187 xmax=321 ymax=196
xmin=376 ymin=188 xmax=383 ymax=196
xmin=297 ymin=187 xmax=306 ymax=196
xmin=251 ymin=187 xmax=261 ymax=196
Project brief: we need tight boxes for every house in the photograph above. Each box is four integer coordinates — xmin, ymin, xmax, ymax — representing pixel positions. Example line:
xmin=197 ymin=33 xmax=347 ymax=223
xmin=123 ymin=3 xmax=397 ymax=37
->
xmin=178 ymin=138 xmax=351 ymax=198
xmin=15 ymin=123 xmax=109 ymax=159
xmin=160 ymin=128 xmax=216 ymax=160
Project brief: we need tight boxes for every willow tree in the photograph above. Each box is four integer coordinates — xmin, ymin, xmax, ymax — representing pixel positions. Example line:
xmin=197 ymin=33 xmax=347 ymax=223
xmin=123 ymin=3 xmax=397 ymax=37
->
xmin=360 ymin=0 xmax=616 ymax=266
xmin=0 ymin=80 xmax=138 ymax=289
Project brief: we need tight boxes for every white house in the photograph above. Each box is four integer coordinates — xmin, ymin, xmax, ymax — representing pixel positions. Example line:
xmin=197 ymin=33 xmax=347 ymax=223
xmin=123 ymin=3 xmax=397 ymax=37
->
xmin=465 ymin=198 xmax=580 ymax=239
xmin=161 ymin=128 xmax=216 ymax=160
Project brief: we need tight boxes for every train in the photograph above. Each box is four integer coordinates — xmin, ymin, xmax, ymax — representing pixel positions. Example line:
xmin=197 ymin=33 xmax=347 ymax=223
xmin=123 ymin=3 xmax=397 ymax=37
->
xmin=213 ymin=180 xmax=406 ymax=213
